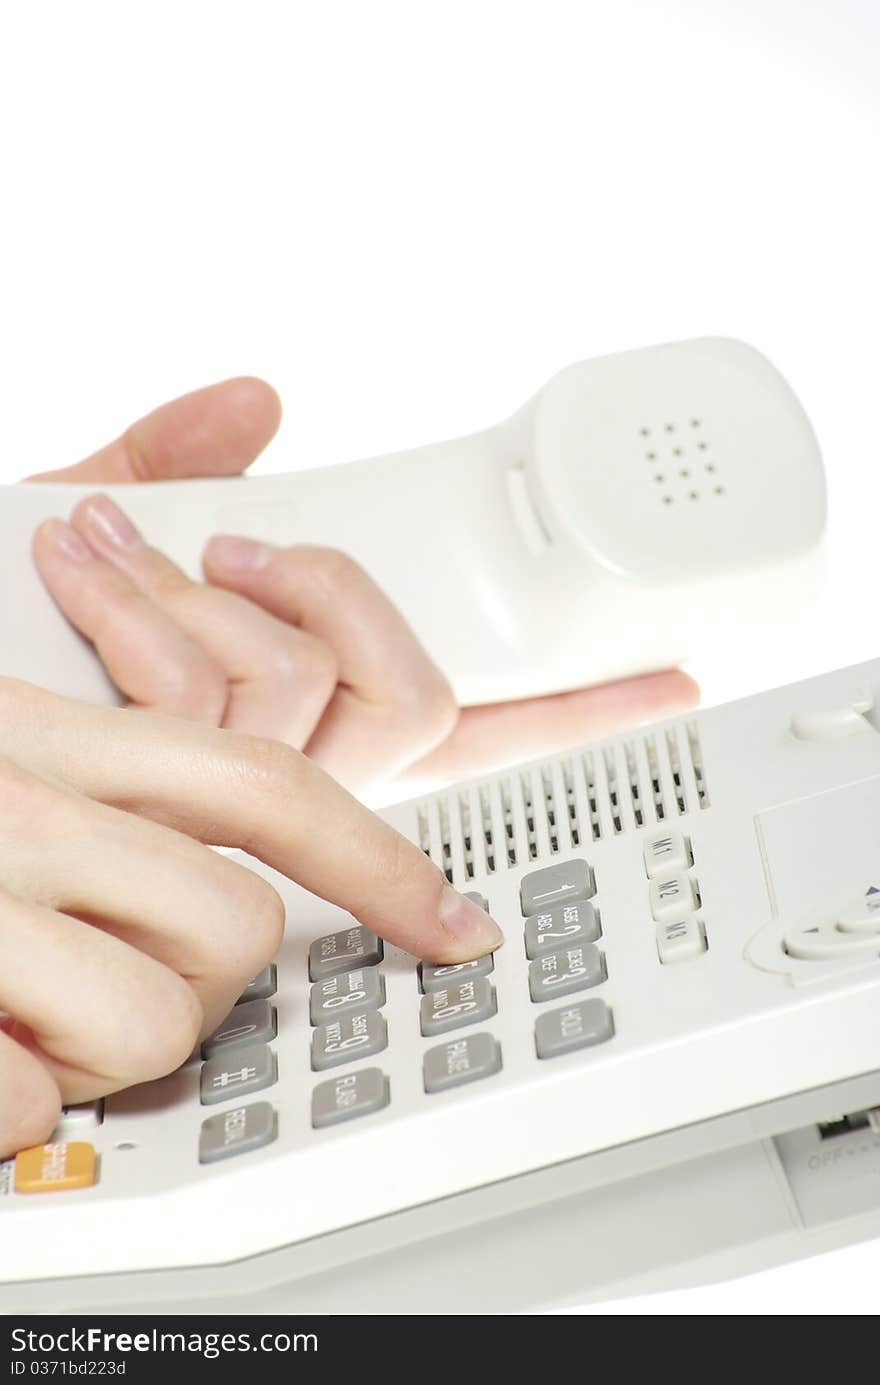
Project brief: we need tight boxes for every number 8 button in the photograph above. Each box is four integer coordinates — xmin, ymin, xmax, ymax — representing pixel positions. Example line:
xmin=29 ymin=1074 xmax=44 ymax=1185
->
xmin=309 ymin=967 xmax=386 ymax=1026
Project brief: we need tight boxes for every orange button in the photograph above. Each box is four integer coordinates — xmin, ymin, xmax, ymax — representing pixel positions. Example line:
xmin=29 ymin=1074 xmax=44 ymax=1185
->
xmin=14 ymin=1141 xmax=97 ymax=1193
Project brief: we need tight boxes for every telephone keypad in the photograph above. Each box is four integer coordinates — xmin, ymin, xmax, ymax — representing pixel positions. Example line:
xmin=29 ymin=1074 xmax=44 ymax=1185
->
xmin=289 ymin=856 xmax=611 ymax=1145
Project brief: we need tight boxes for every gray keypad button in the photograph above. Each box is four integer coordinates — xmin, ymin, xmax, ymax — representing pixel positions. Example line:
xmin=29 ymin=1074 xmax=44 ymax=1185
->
xmin=311 ymin=1067 xmax=389 ymax=1128
xmin=423 ymin=1032 xmax=502 ymax=1093
xmin=201 ymin=1044 xmax=277 ymax=1105
xmin=419 ymin=953 xmax=494 ymax=993
xmin=524 ymin=900 xmax=600 ymax=959
xmin=535 ymin=998 xmax=614 ymax=1058
xmin=308 ymin=925 xmax=383 ymax=981
xmin=309 ymin=966 xmax=385 ymax=1026
xmin=520 ymin=859 xmax=593 ymax=916
xmin=201 ymin=999 xmax=277 ymax=1059
xmin=199 ymin=1101 xmax=278 ymax=1163
xmin=528 ymin=943 xmax=605 ymax=1003
xmin=463 ymin=891 xmax=489 ymax=912
xmin=419 ymin=976 xmax=497 ymax=1036
xmin=238 ymin=964 xmax=277 ymax=1003
xmin=311 ymin=1010 xmax=388 ymax=1071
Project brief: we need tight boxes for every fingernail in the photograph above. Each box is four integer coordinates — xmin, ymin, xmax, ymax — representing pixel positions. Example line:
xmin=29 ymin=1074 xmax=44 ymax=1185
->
xmin=82 ymin=494 xmax=143 ymax=550
xmin=439 ymin=885 xmax=504 ymax=955
xmin=206 ymin=534 xmax=274 ymax=571
xmin=41 ymin=518 xmax=92 ymax=563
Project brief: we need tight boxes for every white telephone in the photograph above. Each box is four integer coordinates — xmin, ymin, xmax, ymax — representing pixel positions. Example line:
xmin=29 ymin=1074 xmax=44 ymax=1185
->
xmin=2 ymin=342 xmax=877 ymax=1316
xmin=1 ymin=336 xmax=825 ymax=706
xmin=1 ymin=659 xmax=880 ymax=1313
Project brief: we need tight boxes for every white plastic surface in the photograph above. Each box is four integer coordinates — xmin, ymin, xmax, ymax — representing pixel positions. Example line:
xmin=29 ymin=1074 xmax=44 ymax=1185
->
xmin=3 ymin=658 xmax=880 ymax=1286
xmin=0 ymin=337 xmax=825 ymax=707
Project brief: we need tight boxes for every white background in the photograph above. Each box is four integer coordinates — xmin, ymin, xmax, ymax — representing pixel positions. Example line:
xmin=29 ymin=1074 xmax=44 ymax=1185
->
xmin=1 ymin=0 xmax=878 ymax=1313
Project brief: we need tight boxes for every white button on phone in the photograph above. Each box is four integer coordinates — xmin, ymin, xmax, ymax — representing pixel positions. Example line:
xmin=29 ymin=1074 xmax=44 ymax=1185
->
xmin=789 ymin=697 xmax=875 ymax=742
xmin=836 ymin=889 xmax=880 ymax=934
xmin=783 ymin=927 xmax=880 ymax=962
xmin=656 ymin=918 xmax=706 ymax=964
xmin=649 ymin=874 xmax=697 ymax=921
xmin=643 ymin=832 xmax=690 ymax=878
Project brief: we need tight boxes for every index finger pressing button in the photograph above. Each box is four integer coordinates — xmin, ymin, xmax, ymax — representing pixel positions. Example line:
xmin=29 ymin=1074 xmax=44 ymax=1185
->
xmin=419 ymin=953 xmax=494 ymax=993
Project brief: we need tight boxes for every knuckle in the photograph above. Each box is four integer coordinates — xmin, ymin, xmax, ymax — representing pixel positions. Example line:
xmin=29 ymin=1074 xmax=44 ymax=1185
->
xmin=213 ymin=862 xmax=286 ymax=980
xmin=159 ymin=663 xmax=228 ymax=724
xmin=291 ymin=634 xmax=338 ymax=694
xmin=230 ymin=732 xmax=304 ymax=794
xmin=382 ymin=671 xmax=459 ymax=752
xmin=0 ymin=755 xmax=64 ymax=830
xmin=412 ymin=673 xmax=459 ymax=745
xmin=221 ymin=735 xmax=309 ymax=845
xmin=123 ymin=972 xmax=203 ymax=1082
xmin=306 ymin=546 xmax=365 ymax=595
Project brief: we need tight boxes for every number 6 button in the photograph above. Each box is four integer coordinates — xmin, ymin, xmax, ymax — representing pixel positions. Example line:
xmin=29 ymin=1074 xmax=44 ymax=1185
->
xmin=419 ymin=977 xmax=497 ymax=1036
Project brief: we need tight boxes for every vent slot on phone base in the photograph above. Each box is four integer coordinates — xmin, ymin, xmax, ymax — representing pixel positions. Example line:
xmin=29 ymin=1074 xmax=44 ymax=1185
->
xmin=417 ymin=718 xmax=710 ymax=884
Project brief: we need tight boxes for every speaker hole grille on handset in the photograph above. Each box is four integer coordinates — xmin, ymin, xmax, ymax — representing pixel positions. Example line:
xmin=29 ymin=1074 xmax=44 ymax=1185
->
xmin=417 ymin=720 xmax=710 ymax=886
xmin=639 ymin=418 xmax=723 ymax=506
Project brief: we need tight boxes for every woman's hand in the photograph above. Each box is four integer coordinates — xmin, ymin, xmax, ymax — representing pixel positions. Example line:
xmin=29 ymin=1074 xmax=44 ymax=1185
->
xmin=0 ymin=677 xmax=503 ymax=1159
xmin=30 ymin=379 xmax=698 ymax=795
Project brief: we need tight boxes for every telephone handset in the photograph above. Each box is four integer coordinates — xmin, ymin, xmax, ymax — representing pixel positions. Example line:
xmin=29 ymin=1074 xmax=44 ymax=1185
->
xmin=0 ymin=336 xmax=825 ymax=706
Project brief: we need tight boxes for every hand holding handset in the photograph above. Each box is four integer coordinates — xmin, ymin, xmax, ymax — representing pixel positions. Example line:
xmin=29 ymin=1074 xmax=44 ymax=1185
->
xmin=0 ymin=337 xmax=825 ymax=707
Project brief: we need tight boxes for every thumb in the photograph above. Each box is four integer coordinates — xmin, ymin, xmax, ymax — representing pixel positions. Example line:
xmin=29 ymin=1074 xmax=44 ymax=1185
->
xmin=26 ymin=377 xmax=282 ymax=484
